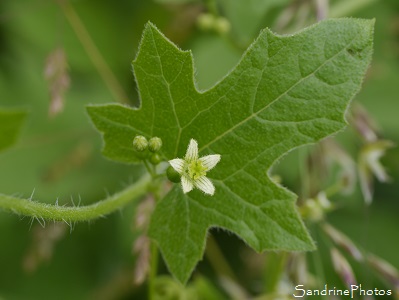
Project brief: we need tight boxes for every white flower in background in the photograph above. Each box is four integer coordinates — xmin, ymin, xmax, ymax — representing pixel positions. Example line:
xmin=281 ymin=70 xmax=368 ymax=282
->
xmin=358 ymin=140 xmax=394 ymax=204
xmin=331 ymin=248 xmax=357 ymax=288
xmin=169 ymin=139 xmax=221 ymax=195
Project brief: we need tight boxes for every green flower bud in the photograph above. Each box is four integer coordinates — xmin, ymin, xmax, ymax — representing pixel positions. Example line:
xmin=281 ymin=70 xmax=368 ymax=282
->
xmin=166 ymin=166 xmax=181 ymax=183
xmin=214 ymin=17 xmax=231 ymax=35
xmin=133 ymin=135 xmax=148 ymax=152
xmin=149 ymin=153 xmax=162 ymax=165
xmin=197 ymin=13 xmax=215 ymax=31
xmin=148 ymin=137 xmax=162 ymax=152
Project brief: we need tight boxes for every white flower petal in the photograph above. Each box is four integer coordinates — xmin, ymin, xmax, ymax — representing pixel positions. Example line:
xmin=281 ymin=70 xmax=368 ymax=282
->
xmin=181 ymin=176 xmax=194 ymax=194
xmin=184 ymin=139 xmax=198 ymax=162
xmin=194 ymin=176 xmax=215 ymax=195
xmin=199 ymin=154 xmax=221 ymax=171
xmin=367 ymin=149 xmax=389 ymax=182
xmin=169 ymin=158 xmax=185 ymax=174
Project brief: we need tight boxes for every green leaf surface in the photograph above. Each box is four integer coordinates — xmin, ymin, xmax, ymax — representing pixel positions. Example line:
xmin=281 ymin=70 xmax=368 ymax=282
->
xmin=87 ymin=19 xmax=374 ymax=283
xmin=0 ymin=108 xmax=27 ymax=153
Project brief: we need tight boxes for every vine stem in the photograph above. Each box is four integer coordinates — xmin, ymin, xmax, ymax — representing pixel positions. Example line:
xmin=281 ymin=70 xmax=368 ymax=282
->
xmin=0 ymin=174 xmax=151 ymax=222
xmin=143 ymin=160 xmax=156 ymax=178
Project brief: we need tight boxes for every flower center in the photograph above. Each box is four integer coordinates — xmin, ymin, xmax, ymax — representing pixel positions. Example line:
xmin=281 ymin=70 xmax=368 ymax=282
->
xmin=188 ymin=160 xmax=207 ymax=180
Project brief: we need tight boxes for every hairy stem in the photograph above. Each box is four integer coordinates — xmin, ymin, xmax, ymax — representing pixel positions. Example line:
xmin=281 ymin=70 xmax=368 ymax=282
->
xmin=0 ymin=175 xmax=151 ymax=222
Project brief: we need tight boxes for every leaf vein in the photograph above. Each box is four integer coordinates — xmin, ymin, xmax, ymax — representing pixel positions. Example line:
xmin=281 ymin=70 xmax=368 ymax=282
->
xmin=199 ymin=35 xmax=357 ymax=152
xmin=149 ymin=28 xmax=182 ymax=156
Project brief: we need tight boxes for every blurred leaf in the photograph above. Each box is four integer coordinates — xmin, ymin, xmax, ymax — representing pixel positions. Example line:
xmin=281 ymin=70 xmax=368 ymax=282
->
xmin=0 ymin=108 xmax=27 ymax=153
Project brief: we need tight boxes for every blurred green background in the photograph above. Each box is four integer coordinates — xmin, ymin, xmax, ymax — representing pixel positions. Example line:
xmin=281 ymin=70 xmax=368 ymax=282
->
xmin=0 ymin=0 xmax=398 ymax=299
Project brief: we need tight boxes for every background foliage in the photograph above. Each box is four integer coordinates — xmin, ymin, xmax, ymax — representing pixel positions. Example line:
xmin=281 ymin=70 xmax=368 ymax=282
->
xmin=0 ymin=0 xmax=398 ymax=299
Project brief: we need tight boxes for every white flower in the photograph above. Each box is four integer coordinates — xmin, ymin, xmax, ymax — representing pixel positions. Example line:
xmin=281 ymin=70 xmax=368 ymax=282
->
xmin=169 ymin=139 xmax=221 ymax=195
xmin=358 ymin=140 xmax=394 ymax=204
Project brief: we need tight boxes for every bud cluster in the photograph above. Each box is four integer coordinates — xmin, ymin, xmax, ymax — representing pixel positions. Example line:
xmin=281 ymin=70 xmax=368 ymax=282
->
xmin=197 ymin=13 xmax=231 ymax=35
xmin=133 ymin=135 xmax=163 ymax=165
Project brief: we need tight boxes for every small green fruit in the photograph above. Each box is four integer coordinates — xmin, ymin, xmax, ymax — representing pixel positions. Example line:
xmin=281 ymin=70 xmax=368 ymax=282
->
xmin=149 ymin=153 xmax=162 ymax=165
xmin=166 ymin=166 xmax=181 ymax=183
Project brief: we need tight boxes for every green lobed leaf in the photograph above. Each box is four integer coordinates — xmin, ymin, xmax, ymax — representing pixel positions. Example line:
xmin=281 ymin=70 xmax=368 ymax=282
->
xmin=87 ymin=19 xmax=374 ymax=283
xmin=0 ymin=108 xmax=27 ymax=153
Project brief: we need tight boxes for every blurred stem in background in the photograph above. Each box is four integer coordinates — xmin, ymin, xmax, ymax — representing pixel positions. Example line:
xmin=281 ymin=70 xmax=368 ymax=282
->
xmin=329 ymin=0 xmax=379 ymax=18
xmin=58 ymin=0 xmax=130 ymax=105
